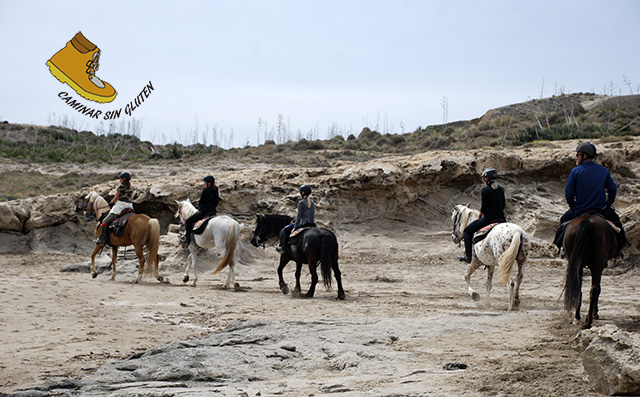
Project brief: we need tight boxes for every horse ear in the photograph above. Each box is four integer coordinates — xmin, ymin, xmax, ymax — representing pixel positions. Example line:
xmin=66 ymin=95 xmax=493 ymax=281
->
xmin=466 ymin=201 xmax=471 ymax=208
xmin=451 ymin=203 xmax=456 ymax=209
xmin=186 ymin=198 xmax=191 ymax=203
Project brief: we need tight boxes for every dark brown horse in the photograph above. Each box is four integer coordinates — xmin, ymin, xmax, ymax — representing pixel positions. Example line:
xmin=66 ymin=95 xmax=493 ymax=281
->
xmin=90 ymin=213 xmax=163 ymax=283
xmin=250 ymin=214 xmax=345 ymax=300
xmin=563 ymin=213 xmax=618 ymax=329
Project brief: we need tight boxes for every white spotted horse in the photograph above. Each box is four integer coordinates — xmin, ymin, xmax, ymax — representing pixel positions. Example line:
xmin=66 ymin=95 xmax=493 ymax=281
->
xmin=251 ymin=214 xmax=345 ymax=300
xmin=451 ymin=204 xmax=530 ymax=310
xmin=176 ymin=199 xmax=240 ymax=288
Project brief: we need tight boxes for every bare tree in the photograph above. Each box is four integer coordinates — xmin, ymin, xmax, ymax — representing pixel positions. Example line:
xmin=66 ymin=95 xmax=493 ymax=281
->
xmin=441 ymin=96 xmax=449 ymax=125
xmin=623 ymin=75 xmax=634 ymax=95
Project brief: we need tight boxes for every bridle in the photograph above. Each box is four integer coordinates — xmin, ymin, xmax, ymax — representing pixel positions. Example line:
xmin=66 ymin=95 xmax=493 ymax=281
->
xmin=451 ymin=209 xmax=463 ymax=245
xmin=86 ymin=193 xmax=109 ymax=219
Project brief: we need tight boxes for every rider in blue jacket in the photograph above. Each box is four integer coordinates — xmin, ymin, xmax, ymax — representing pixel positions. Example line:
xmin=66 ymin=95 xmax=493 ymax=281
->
xmin=555 ymin=142 xmax=627 ymax=257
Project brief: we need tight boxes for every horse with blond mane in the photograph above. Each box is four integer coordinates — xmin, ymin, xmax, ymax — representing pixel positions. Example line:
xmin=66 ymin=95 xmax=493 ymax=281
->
xmin=176 ymin=199 xmax=240 ymax=288
xmin=451 ymin=203 xmax=530 ymax=310
xmin=84 ymin=189 xmax=163 ymax=283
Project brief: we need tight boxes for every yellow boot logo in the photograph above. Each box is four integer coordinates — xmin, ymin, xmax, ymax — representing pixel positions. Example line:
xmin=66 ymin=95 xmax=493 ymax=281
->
xmin=46 ymin=32 xmax=117 ymax=103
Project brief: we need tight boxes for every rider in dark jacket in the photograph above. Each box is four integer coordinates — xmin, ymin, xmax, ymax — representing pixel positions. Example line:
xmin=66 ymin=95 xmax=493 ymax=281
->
xmin=458 ymin=168 xmax=506 ymax=263
xmin=181 ymin=175 xmax=220 ymax=245
xmin=555 ymin=142 xmax=627 ymax=257
xmin=276 ymin=184 xmax=316 ymax=252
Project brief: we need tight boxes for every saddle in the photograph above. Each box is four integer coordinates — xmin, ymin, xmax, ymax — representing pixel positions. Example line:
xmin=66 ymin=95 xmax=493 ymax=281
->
xmin=472 ymin=222 xmax=504 ymax=244
xmin=110 ymin=209 xmax=135 ymax=237
xmin=192 ymin=216 xmax=215 ymax=235
xmin=289 ymin=226 xmax=314 ymax=245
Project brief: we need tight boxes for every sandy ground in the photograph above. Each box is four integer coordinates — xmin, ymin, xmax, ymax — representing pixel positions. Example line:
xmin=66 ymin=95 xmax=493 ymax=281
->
xmin=1 ymin=225 xmax=639 ymax=395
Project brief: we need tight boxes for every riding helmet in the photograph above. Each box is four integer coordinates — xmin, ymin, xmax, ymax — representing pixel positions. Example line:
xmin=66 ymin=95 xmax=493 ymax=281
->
xmin=576 ymin=142 xmax=597 ymax=159
xmin=299 ymin=184 xmax=312 ymax=196
xmin=481 ymin=168 xmax=498 ymax=181
xmin=203 ymin=175 xmax=215 ymax=184
xmin=118 ymin=172 xmax=131 ymax=180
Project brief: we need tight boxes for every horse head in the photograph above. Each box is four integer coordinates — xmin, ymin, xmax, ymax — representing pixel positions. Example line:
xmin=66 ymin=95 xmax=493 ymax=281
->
xmin=175 ymin=199 xmax=195 ymax=231
xmin=450 ymin=203 xmax=479 ymax=246
xmin=250 ymin=214 xmax=267 ymax=248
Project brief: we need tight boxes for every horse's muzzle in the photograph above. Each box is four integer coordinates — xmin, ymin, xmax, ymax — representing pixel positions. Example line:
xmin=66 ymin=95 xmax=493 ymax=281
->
xmin=451 ymin=233 xmax=460 ymax=246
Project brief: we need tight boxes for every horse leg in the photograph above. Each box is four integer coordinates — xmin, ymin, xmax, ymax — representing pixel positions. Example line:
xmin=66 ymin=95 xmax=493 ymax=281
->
xmin=223 ymin=261 xmax=235 ymax=290
xmin=304 ymin=261 xmax=319 ymax=299
xmin=229 ymin=263 xmax=241 ymax=291
xmin=134 ymin=245 xmax=146 ymax=283
xmin=277 ymin=256 xmax=289 ymax=295
xmin=486 ymin=266 xmax=495 ymax=301
xmin=110 ymin=247 xmax=118 ymax=281
xmin=584 ymin=270 xmax=602 ymax=329
xmin=333 ymin=260 xmax=345 ymax=300
xmin=513 ymin=261 xmax=525 ymax=308
xmin=183 ymin=253 xmax=192 ymax=284
xmin=573 ymin=267 xmax=584 ymax=325
xmin=464 ymin=262 xmax=481 ymax=301
xmin=90 ymin=245 xmax=102 ymax=279
xmin=293 ymin=262 xmax=303 ymax=297
xmin=188 ymin=245 xmax=198 ymax=287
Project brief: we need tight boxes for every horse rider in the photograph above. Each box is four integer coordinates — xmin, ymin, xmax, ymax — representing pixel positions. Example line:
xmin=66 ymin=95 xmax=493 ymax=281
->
xmin=180 ymin=175 xmax=220 ymax=245
xmin=458 ymin=168 xmax=506 ymax=263
xmin=96 ymin=172 xmax=134 ymax=246
xmin=276 ymin=184 xmax=316 ymax=252
xmin=554 ymin=142 xmax=627 ymax=257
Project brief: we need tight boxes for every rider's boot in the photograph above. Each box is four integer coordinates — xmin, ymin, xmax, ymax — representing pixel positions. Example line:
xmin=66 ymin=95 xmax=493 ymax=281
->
xmin=96 ymin=224 xmax=109 ymax=246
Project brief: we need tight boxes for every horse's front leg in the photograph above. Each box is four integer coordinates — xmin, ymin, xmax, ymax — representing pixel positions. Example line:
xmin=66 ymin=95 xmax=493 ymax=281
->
xmin=110 ymin=247 xmax=119 ymax=281
xmin=333 ymin=259 xmax=345 ymax=300
xmin=90 ymin=245 xmax=102 ymax=279
xmin=464 ymin=262 xmax=481 ymax=301
xmin=184 ymin=246 xmax=198 ymax=287
xmin=134 ymin=245 xmax=146 ymax=283
xmin=584 ymin=271 xmax=602 ymax=329
xmin=277 ymin=255 xmax=289 ymax=295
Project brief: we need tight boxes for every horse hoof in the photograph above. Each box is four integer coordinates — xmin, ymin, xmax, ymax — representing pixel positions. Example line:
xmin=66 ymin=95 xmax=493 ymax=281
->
xmin=183 ymin=275 xmax=189 ymax=283
xmin=280 ymin=285 xmax=289 ymax=295
xmin=234 ymin=283 xmax=241 ymax=292
xmin=471 ymin=292 xmax=481 ymax=301
xmin=336 ymin=294 xmax=345 ymax=300
xmin=91 ymin=272 xmax=97 ymax=279
xmin=157 ymin=276 xmax=164 ymax=283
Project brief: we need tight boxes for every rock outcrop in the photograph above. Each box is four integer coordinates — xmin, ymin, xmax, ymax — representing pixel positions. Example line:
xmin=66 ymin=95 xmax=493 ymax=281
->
xmin=573 ymin=325 xmax=640 ymax=395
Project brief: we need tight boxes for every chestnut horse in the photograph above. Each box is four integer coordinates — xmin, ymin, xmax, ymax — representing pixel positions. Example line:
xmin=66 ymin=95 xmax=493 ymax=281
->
xmin=251 ymin=214 xmax=345 ymax=300
xmin=563 ymin=213 xmax=618 ymax=329
xmin=85 ymin=190 xmax=162 ymax=283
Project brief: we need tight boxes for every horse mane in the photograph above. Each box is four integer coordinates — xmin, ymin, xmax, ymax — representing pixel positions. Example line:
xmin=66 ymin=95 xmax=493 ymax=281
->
xmin=177 ymin=200 xmax=197 ymax=219
xmin=260 ymin=214 xmax=294 ymax=239
xmin=454 ymin=205 xmax=479 ymax=230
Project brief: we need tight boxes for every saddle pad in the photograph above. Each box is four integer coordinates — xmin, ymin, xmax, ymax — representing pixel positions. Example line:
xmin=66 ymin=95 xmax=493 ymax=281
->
xmin=193 ymin=216 xmax=215 ymax=234
xmin=111 ymin=211 xmax=135 ymax=237
xmin=289 ymin=227 xmax=314 ymax=244
xmin=472 ymin=222 xmax=501 ymax=244
xmin=607 ymin=220 xmax=621 ymax=233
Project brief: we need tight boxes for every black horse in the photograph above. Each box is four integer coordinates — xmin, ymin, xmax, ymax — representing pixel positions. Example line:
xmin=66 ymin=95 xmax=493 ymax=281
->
xmin=563 ymin=213 xmax=618 ymax=329
xmin=250 ymin=214 xmax=345 ymax=300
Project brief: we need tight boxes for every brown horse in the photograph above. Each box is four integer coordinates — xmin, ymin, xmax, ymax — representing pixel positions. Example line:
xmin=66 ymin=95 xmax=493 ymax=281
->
xmin=563 ymin=213 xmax=618 ymax=329
xmin=90 ymin=214 xmax=163 ymax=283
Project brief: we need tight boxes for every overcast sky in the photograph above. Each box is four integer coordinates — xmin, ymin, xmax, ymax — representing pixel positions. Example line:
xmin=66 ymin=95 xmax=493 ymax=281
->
xmin=1 ymin=0 xmax=639 ymax=148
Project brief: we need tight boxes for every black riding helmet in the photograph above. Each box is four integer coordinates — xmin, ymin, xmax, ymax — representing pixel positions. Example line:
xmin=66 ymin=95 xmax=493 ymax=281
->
xmin=203 ymin=175 xmax=215 ymax=184
xmin=118 ymin=172 xmax=131 ymax=181
xmin=299 ymin=184 xmax=312 ymax=196
xmin=481 ymin=168 xmax=498 ymax=181
xmin=576 ymin=142 xmax=597 ymax=159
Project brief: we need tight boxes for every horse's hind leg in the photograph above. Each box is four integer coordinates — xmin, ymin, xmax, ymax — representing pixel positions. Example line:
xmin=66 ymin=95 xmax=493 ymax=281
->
xmin=110 ymin=247 xmax=118 ymax=281
xmin=333 ymin=260 xmax=345 ymax=300
xmin=464 ymin=262 xmax=481 ymax=301
xmin=293 ymin=262 xmax=303 ymax=297
xmin=184 ymin=246 xmax=198 ymax=287
xmin=134 ymin=245 xmax=146 ymax=283
xmin=513 ymin=261 xmax=525 ymax=308
xmin=584 ymin=270 xmax=602 ymax=329
xmin=304 ymin=261 xmax=319 ymax=299
xmin=486 ymin=266 xmax=495 ymax=301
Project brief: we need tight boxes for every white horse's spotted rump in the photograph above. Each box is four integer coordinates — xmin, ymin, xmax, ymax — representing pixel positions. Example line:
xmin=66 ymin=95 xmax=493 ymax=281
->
xmin=451 ymin=204 xmax=531 ymax=311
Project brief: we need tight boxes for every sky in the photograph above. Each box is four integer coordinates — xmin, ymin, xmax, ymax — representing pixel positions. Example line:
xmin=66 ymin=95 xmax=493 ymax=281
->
xmin=1 ymin=0 xmax=639 ymax=148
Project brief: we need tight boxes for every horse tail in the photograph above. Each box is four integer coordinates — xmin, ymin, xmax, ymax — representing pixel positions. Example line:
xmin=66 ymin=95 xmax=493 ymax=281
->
xmin=564 ymin=219 xmax=592 ymax=312
xmin=498 ymin=230 xmax=521 ymax=286
xmin=145 ymin=218 xmax=161 ymax=276
xmin=319 ymin=231 xmax=339 ymax=290
xmin=212 ymin=220 xmax=239 ymax=274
